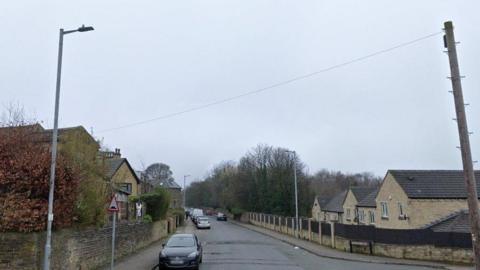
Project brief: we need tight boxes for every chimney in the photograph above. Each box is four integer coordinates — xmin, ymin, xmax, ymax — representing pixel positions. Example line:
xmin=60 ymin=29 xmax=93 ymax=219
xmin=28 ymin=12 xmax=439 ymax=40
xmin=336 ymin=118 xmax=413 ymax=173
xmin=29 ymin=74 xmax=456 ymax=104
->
xmin=113 ymin=148 xmax=121 ymax=158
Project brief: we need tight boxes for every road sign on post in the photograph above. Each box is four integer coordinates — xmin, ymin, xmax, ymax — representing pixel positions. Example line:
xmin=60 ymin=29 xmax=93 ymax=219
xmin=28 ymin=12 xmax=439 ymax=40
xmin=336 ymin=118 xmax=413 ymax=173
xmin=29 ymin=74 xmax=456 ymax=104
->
xmin=108 ymin=195 xmax=119 ymax=270
xmin=108 ymin=195 xmax=119 ymax=212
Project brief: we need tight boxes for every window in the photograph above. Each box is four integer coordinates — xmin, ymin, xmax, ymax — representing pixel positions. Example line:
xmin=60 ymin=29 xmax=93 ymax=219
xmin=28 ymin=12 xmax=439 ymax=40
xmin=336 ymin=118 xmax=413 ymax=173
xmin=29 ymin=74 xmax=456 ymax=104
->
xmin=398 ymin=202 xmax=404 ymax=216
xmin=358 ymin=210 xmax=365 ymax=223
xmin=380 ymin=202 xmax=389 ymax=218
xmin=118 ymin=183 xmax=132 ymax=193
xmin=369 ymin=211 xmax=375 ymax=224
xmin=398 ymin=202 xmax=407 ymax=219
xmin=346 ymin=208 xmax=351 ymax=220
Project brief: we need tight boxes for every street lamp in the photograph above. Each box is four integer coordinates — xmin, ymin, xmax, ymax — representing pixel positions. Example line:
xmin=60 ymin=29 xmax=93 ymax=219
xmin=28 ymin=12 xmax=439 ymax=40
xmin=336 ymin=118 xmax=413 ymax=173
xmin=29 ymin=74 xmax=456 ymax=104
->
xmin=285 ymin=150 xmax=299 ymax=239
xmin=43 ymin=25 xmax=94 ymax=270
xmin=183 ymin=174 xmax=190 ymax=208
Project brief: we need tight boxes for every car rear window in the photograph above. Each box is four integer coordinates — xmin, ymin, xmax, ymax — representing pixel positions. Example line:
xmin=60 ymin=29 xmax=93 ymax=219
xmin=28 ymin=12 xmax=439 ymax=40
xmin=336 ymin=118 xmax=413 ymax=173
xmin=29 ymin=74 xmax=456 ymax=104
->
xmin=166 ymin=236 xmax=195 ymax=247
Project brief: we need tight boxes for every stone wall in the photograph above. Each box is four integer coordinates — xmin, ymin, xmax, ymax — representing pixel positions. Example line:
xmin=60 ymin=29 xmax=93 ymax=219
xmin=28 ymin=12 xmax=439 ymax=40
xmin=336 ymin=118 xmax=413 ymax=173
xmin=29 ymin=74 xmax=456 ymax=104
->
xmin=0 ymin=217 xmax=177 ymax=270
xmin=247 ymin=212 xmax=473 ymax=265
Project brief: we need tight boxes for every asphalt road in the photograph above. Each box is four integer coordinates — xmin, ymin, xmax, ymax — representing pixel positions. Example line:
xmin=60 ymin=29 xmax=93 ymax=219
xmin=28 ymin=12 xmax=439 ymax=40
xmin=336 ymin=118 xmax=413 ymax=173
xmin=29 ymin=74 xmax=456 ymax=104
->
xmin=112 ymin=218 xmax=437 ymax=270
xmin=194 ymin=219 xmax=434 ymax=270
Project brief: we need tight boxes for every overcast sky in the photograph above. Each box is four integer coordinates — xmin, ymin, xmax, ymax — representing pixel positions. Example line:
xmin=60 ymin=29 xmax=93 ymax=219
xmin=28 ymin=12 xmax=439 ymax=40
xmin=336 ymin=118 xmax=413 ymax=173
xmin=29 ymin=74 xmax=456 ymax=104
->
xmin=2 ymin=1 xmax=480 ymax=186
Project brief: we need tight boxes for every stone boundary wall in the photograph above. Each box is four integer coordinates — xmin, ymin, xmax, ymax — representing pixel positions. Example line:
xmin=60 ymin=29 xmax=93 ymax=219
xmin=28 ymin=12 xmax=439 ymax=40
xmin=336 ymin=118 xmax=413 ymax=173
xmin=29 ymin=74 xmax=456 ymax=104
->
xmin=0 ymin=217 xmax=178 ymax=270
xmin=246 ymin=212 xmax=473 ymax=265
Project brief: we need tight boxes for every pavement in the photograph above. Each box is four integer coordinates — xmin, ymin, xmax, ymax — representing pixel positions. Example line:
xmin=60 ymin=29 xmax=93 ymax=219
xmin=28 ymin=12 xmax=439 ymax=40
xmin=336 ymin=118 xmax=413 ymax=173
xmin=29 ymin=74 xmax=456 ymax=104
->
xmin=109 ymin=217 xmax=473 ymax=270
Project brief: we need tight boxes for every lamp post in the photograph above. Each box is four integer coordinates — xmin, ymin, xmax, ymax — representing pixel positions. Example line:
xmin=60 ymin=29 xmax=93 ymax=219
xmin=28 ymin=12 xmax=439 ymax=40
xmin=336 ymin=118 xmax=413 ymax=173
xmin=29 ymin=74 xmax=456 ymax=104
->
xmin=43 ymin=25 xmax=94 ymax=270
xmin=183 ymin=174 xmax=190 ymax=208
xmin=285 ymin=150 xmax=299 ymax=239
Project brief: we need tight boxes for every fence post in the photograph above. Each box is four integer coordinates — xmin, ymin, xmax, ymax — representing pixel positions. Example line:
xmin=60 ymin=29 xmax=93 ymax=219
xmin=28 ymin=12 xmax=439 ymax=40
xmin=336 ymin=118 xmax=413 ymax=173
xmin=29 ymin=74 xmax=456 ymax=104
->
xmin=331 ymin=222 xmax=335 ymax=248
xmin=299 ymin=218 xmax=303 ymax=238
xmin=278 ymin=216 xmax=283 ymax=233
xmin=308 ymin=219 xmax=312 ymax=241
xmin=319 ymin=221 xmax=322 ymax=245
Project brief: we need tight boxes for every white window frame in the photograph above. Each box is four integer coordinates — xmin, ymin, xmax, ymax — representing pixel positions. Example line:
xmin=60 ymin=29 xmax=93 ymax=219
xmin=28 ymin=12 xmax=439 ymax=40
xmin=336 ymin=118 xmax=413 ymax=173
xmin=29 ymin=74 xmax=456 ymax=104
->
xmin=369 ymin=210 xmax=375 ymax=224
xmin=358 ymin=209 xmax=365 ymax=223
xmin=346 ymin=208 xmax=351 ymax=220
xmin=380 ymin=202 xmax=389 ymax=218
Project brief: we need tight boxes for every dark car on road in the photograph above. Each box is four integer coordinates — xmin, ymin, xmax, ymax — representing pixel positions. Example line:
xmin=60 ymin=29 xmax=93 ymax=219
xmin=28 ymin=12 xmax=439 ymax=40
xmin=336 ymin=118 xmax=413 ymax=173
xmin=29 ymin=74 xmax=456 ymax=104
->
xmin=158 ymin=233 xmax=203 ymax=270
xmin=216 ymin=212 xmax=227 ymax=221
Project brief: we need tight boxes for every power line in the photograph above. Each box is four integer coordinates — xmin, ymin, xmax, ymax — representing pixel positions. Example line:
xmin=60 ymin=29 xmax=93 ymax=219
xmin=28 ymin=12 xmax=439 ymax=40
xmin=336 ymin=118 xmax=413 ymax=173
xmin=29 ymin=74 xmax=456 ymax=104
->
xmin=98 ymin=31 xmax=443 ymax=133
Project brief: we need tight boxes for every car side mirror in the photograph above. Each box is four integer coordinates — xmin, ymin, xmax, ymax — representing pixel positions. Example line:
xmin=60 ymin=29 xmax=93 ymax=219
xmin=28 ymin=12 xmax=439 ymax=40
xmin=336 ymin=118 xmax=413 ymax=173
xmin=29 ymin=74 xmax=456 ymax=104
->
xmin=162 ymin=243 xmax=165 ymax=248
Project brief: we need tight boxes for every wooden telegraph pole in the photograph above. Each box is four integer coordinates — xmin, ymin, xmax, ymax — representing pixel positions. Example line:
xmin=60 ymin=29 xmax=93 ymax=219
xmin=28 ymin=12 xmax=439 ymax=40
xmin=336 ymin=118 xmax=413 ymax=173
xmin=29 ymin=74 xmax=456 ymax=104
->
xmin=444 ymin=21 xmax=480 ymax=268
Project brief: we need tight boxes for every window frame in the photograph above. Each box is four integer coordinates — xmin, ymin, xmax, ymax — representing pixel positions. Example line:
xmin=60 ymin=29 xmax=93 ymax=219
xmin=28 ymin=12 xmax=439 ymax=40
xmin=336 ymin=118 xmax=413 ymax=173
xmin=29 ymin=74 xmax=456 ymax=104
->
xmin=369 ymin=210 xmax=375 ymax=224
xmin=380 ymin=202 xmax=389 ymax=219
xmin=358 ymin=209 xmax=365 ymax=223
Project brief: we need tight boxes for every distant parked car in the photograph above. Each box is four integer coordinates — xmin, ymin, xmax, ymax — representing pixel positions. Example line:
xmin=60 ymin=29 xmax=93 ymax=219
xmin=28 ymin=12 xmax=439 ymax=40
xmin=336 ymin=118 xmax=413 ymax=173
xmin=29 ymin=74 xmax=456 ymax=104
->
xmin=191 ymin=209 xmax=204 ymax=224
xmin=158 ymin=233 xmax=202 ymax=270
xmin=196 ymin=216 xmax=211 ymax=229
xmin=216 ymin=212 xmax=227 ymax=221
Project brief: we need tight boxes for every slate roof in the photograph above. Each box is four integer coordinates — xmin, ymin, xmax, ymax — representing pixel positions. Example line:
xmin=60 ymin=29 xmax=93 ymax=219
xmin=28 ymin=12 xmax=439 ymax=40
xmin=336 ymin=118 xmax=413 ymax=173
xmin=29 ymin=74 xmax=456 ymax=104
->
xmin=324 ymin=190 xmax=347 ymax=213
xmin=389 ymin=170 xmax=480 ymax=199
xmin=158 ymin=178 xmax=182 ymax=189
xmin=104 ymin=158 xmax=141 ymax=184
xmin=350 ymin=186 xmax=377 ymax=202
xmin=314 ymin=195 xmax=333 ymax=209
xmin=357 ymin=188 xmax=379 ymax=208
xmin=105 ymin=158 xmax=125 ymax=178
xmin=424 ymin=210 xmax=471 ymax=233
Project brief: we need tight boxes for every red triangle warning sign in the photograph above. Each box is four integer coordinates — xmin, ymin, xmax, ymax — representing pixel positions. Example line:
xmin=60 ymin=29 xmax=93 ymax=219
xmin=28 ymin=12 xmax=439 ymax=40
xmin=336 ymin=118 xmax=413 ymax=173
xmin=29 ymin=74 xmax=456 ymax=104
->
xmin=108 ymin=196 xmax=119 ymax=212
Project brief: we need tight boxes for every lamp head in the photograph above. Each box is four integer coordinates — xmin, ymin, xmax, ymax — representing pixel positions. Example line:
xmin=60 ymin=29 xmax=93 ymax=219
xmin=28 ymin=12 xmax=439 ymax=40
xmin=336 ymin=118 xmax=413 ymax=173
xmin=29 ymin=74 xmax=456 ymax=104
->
xmin=78 ymin=24 xmax=94 ymax=32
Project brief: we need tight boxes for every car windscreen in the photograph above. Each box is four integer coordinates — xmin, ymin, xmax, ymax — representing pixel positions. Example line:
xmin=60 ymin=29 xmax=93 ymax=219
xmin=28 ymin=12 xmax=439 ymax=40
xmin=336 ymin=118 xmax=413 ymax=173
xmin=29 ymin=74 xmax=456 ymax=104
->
xmin=166 ymin=236 xmax=195 ymax=247
xmin=198 ymin=217 xmax=208 ymax=221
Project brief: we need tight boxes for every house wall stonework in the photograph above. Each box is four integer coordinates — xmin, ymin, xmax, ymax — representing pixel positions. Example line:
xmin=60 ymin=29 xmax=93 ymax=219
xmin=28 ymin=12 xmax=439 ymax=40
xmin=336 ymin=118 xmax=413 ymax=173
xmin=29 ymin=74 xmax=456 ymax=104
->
xmin=376 ymin=173 xmax=475 ymax=229
xmin=342 ymin=190 xmax=357 ymax=225
xmin=111 ymin=162 xmax=139 ymax=197
xmin=375 ymin=173 xmax=410 ymax=229
xmin=408 ymin=199 xmax=469 ymax=228
xmin=311 ymin=198 xmax=322 ymax=221
xmin=168 ymin=188 xmax=182 ymax=209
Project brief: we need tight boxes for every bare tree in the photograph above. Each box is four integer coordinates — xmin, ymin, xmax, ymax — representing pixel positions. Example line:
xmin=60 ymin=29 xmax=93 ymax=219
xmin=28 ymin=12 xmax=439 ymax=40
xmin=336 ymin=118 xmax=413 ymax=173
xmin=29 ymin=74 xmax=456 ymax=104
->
xmin=144 ymin=163 xmax=174 ymax=187
xmin=0 ymin=102 xmax=33 ymax=127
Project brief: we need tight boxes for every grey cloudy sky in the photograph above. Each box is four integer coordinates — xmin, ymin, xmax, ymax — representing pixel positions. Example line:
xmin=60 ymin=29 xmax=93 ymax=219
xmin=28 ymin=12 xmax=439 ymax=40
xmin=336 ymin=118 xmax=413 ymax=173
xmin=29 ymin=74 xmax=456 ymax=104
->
xmin=2 ymin=1 xmax=480 ymax=186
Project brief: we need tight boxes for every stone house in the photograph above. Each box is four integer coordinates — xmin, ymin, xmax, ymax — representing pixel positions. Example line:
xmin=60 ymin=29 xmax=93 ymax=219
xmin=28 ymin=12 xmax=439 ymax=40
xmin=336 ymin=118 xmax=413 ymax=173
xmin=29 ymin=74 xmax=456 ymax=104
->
xmin=158 ymin=178 xmax=183 ymax=209
xmin=342 ymin=186 xmax=376 ymax=225
xmin=322 ymin=190 xmax=348 ymax=223
xmin=375 ymin=170 xmax=480 ymax=229
xmin=135 ymin=170 xmax=155 ymax=195
xmin=103 ymin=149 xmax=141 ymax=220
xmin=356 ymin=188 xmax=379 ymax=226
xmin=311 ymin=195 xmax=332 ymax=221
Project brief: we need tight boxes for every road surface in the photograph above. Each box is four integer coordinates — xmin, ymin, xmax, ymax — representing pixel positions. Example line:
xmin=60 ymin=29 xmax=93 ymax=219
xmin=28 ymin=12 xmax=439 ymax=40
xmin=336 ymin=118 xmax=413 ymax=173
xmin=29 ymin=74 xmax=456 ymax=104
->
xmin=112 ymin=218 xmax=436 ymax=270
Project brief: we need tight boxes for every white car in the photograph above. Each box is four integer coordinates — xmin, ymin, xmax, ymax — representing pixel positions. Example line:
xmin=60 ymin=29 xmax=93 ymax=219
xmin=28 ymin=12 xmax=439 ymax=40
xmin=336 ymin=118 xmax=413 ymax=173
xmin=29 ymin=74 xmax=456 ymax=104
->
xmin=196 ymin=216 xmax=211 ymax=229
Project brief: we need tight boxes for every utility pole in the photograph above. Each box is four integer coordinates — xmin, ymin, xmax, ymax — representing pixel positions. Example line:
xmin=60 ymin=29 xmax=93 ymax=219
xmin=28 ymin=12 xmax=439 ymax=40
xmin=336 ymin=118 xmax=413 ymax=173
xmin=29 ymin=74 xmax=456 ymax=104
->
xmin=286 ymin=150 xmax=299 ymax=239
xmin=444 ymin=20 xmax=480 ymax=268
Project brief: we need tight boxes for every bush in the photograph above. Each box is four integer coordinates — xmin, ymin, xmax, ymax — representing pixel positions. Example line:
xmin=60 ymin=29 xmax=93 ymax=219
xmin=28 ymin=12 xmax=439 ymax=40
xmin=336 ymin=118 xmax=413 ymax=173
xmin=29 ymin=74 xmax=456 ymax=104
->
xmin=132 ymin=187 xmax=170 ymax=221
xmin=0 ymin=125 xmax=79 ymax=232
xmin=230 ymin=207 xmax=245 ymax=220
xmin=143 ymin=214 xmax=153 ymax=223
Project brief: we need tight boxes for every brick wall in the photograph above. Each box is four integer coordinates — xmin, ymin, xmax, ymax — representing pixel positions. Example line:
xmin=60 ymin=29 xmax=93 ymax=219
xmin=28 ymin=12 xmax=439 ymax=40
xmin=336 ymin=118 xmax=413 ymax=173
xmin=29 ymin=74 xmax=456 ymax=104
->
xmin=0 ymin=217 xmax=177 ymax=270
